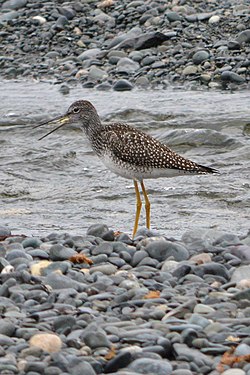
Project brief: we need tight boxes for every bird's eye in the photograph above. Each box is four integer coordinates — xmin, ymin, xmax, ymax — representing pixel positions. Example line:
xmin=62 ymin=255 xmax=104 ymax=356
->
xmin=72 ymin=107 xmax=80 ymax=114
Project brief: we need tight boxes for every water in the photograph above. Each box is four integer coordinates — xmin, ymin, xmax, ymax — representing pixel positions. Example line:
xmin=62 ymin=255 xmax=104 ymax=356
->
xmin=0 ymin=81 xmax=249 ymax=238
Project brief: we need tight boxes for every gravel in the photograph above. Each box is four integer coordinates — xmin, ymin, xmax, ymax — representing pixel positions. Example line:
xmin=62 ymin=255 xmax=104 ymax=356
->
xmin=0 ymin=224 xmax=250 ymax=374
xmin=0 ymin=0 xmax=249 ymax=90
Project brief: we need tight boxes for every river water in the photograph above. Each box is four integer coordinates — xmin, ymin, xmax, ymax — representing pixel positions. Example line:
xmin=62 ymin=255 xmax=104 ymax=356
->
xmin=0 ymin=81 xmax=249 ymax=238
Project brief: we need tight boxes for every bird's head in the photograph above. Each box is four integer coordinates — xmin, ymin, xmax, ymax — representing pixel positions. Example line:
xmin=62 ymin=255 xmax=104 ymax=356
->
xmin=35 ymin=100 xmax=100 ymax=140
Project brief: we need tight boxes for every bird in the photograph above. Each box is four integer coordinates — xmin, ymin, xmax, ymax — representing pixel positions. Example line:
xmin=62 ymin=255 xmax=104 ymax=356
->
xmin=35 ymin=100 xmax=218 ymax=238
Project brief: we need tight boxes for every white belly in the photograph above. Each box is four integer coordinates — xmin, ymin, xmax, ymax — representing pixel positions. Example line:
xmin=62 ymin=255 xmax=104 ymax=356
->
xmin=101 ymin=154 xmax=190 ymax=182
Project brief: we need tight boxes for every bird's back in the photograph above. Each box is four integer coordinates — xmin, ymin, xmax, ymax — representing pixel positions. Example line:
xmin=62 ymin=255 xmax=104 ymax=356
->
xmin=90 ymin=122 xmax=217 ymax=181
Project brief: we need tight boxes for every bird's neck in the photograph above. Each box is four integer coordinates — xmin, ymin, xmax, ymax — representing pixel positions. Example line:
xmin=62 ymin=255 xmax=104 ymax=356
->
xmin=82 ymin=114 xmax=104 ymax=140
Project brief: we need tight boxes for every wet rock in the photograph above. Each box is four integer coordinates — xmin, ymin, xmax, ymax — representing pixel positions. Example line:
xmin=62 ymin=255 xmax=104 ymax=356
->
xmin=113 ymin=79 xmax=133 ymax=91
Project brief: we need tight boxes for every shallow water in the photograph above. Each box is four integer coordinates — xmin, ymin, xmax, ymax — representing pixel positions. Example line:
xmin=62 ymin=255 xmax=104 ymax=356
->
xmin=0 ymin=81 xmax=249 ymax=238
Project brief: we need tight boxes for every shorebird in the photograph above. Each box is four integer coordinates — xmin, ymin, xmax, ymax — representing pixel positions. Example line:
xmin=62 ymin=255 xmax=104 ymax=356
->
xmin=35 ymin=100 xmax=218 ymax=238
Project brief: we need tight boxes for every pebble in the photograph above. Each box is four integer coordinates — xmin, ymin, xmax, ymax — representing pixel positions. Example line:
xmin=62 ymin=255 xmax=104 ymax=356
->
xmin=192 ymin=50 xmax=210 ymax=65
xmin=182 ymin=65 xmax=198 ymax=75
xmin=29 ymin=333 xmax=62 ymax=353
xmin=49 ymin=244 xmax=77 ymax=261
xmin=145 ymin=239 xmax=189 ymax=261
xmin=128 ymin=358 xmax=172 ymax=375
xmin=221 ymin=71 xmax=245 ymax=84
xmin=221 ymin=370 xmax=246 ymax=375
xmin=113 ymin=79 xmax=134 ymax=91
xmin=209 ymin=15 xmax=220 ymax=24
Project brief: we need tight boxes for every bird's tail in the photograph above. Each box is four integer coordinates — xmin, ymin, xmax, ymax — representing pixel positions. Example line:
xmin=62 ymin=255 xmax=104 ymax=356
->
xmin=197 ymin=164 xmax=219 ymax=174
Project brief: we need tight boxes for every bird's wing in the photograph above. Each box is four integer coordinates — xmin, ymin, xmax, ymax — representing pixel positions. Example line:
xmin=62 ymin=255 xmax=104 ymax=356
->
xmin=101 ymin=125 xmax=216 ymax=174
xmin=102 ymin=126 xmax=175 ymax=168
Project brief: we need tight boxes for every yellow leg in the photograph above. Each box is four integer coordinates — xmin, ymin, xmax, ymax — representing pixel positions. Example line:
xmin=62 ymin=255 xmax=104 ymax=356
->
xmin=133 ymin=180 xmax=142 ymax=238
xmin=141 ymin=180 xmax=151 ymax=230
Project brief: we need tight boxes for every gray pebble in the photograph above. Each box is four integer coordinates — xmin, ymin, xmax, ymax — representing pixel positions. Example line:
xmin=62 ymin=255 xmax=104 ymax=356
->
xmin=145 ymin=240 xmax=189 ymax=261
xmin=84 ymin=331 xmax=111 ymax=349
xmin=128 ymin=358 xmax=172 ymax=375
xmin=87 ymin=224 xmax=109 ymax=238
xmin=22 ymin=237 xmax=42 ymax=248
xmin=49 ymin=244 xmax=77 ymax=261
xmin=221 ymin=70 xmax=245 ymax=83
xmin=192 ymin=50 xmax=210 ymax=65
xmin=113 ymin=79 xmax=134 ymax=91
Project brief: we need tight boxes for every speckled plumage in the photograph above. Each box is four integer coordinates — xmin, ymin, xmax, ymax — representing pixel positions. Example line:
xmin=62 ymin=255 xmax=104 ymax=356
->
xmin=37 ymin=99 xmax=218 ymax=237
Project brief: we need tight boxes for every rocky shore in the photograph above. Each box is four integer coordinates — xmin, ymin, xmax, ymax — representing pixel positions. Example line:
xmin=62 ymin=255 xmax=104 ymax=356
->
xmin=0 ymin=0 xmax=249 ymax=90
xmin=0 ymin=224 xmax=250 ymax=375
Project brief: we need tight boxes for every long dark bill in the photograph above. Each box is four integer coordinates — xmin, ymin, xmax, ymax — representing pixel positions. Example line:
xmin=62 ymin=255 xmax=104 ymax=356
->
xmin=33 ymin=115 xmax=70 ymax=141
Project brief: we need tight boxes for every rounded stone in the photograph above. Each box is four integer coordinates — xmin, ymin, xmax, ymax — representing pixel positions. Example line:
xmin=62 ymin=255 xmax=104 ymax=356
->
xmin=236 ymin=29 xmax=250 ymax=44
xmin=221 ymin=71 xmax=245 ymax=83
xmin=234 ymin=343 xmax=250 ymax=356
xmin=0 ymin=320 xmax=15 ymax=336
xmin=89 ymin=264 xmax=117 ymax=275
xmin=116 ymin=57 xmax=140 ymax=73
xmin=29 ymin=333 xmax=62 ymax=353
xmin=128 ymin=358 xmax=172 ymax=375
xmin=22 ymin=237 xmax=42 ymax=248
xmin=2 ymin=0 xmax=27 ymax=10
xmin=145 ymin=240 xmax=189 ymax=261
xmin=49 ymin=244 xmax=77 ymax=261
xmin=166 ymin=11 xmax=182 ymax=22
xmin=53 ymin=315 xmax=76 ymax=334
xmin=104 ymin=351 xmax=133 ymax=373
xmin=182 ymin=65 xmax=198 ymax=75
xmin=192 ymin=51 xmax=210 ymax=65
xmin=87 ymin=223 xmax=109 ymax=238
xmin=67 ymin=358 xmax=96 ymax=375
xmin=208 ymin=15 xmax=220 ymax=24
xmin=88 ymin=66 xmax=108 ymax=81
xmin=84 ymin=331 xmax=111 ymax=349
xmin=221 ymin=369 xmax=246 ymax=375
xmin=113 ymin=79 xmax=133 ymax=91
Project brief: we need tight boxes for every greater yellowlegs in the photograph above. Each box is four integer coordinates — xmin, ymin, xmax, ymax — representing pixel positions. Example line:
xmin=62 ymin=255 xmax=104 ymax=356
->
xmin=35 ymin=100 xmax=218 ymax=238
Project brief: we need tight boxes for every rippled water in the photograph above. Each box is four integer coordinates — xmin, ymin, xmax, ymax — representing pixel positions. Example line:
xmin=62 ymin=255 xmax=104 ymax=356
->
xmin=0 ymin=81 xmax=249 ymax=238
